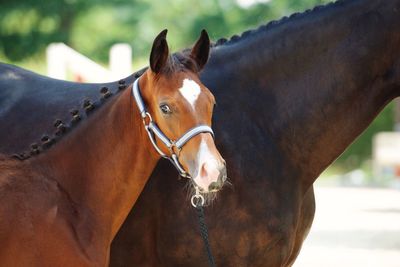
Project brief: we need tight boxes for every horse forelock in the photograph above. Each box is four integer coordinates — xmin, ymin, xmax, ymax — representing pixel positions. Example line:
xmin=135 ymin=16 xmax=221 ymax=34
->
xmin=155 ymin=52 xmax=200 ymax=78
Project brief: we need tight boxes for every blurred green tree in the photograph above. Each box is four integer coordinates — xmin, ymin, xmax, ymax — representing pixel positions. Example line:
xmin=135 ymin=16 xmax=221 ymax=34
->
xmin=0 ymin=0 xmax=136 ymax=61
xmin=0 ymin=0 xmax=333 ymax=62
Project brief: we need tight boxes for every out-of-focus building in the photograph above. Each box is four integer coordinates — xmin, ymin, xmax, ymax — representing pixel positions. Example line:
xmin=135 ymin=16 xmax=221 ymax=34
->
xmin=46 ymin=43 xmax=132 ymax=83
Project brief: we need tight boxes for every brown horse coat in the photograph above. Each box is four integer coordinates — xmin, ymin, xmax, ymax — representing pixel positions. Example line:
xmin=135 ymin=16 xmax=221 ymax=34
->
xmin=0 ymin=30 xmax=224 ymax=266
xmin=0 ymin=0 xmax=399 ymax=266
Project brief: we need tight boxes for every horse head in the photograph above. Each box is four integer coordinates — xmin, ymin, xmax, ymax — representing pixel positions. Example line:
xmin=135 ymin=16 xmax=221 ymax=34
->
xmin=137 ymin=29 xmax=227 ymax=196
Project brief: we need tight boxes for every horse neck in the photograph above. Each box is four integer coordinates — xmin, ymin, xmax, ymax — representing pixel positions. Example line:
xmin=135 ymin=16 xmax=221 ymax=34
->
xmin=206 ymin=0 xmax=400 ymax=189
xmin=30 ymin=86 xmax=159 ymax=245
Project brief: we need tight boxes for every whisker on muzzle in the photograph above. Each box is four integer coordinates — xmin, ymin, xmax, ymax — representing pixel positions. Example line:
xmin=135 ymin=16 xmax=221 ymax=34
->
xmin=184 ymin=178 xmax=232 ymax=206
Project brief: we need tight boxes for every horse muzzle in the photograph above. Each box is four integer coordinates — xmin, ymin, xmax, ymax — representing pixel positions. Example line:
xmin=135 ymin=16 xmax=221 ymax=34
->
xmin=193 ymin=161 xmax=227 ymax=193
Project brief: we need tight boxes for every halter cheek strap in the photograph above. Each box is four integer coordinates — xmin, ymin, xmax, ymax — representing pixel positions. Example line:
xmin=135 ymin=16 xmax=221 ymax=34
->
xmin=132 ymin=78 xmax=214 ymax=178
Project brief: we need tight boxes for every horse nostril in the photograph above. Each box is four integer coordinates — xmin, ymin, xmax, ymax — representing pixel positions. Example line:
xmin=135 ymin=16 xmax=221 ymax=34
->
xmin=208 ymin=181 xmax=222 ymax=192
xmin=208 ymin=175 xmax=224 ymax=192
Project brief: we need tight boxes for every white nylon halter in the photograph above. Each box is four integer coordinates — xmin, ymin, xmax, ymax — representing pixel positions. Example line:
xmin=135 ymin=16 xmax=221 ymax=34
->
xmin=132 ymin=77 xmax=214 ymax=178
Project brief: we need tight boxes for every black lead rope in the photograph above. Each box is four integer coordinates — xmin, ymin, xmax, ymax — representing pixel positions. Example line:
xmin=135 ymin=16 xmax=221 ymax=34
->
xmin=195 ymin=206 xmax=217 ymax=267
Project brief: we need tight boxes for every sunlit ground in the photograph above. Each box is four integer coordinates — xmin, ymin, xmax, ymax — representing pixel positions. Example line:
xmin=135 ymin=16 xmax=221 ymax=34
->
xmin=294 ymin=183 xmax=400 ymax=267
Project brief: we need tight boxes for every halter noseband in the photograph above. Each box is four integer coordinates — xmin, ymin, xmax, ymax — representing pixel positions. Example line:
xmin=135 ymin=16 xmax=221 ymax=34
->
xmin=132 ymin=77 xmax=214 ymax=178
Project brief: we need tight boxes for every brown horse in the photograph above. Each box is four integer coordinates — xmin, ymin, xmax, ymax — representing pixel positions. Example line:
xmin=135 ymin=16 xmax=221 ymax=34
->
xmin=1 ymin=0 xmax=400 ymax=266
xmin=0 ymin=30 xmax=225 ymax=266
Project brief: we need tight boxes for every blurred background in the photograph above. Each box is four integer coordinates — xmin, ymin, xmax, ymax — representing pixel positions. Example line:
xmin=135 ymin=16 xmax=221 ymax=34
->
xmin=1 ymin=0 xmax=399 ymax=266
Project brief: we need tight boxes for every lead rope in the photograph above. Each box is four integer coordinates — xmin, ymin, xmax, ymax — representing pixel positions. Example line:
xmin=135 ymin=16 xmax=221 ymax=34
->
xmin=191 ymin=188 xmax=217 ymax=267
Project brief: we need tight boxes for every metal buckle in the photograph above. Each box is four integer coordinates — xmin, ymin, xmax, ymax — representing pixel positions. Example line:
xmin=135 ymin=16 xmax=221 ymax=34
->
xmin=169 ymin=142 xmax=181 ymax=155
xmin=142 ymin=112 xmax=153 ymax=127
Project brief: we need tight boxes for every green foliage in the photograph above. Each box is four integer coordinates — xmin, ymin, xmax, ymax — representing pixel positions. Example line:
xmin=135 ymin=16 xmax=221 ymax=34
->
xmin=0 ymin=0 xmax=137 ymax=61
xmin=0 ymin=0 xmax=333 ymax=63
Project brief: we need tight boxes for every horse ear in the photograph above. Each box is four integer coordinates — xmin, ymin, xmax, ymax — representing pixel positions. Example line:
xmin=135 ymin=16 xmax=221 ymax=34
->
xmin=190 ymin=29 xmax=210 ymax=71
xmin=150 ymin=29 xmax=169 ymax=74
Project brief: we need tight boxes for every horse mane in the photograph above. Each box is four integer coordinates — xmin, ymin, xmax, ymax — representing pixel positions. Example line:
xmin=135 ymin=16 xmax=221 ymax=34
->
xmin=212 ymin=0 xmax=346 ymax=47
xmin=13 ymin=69 xmax=142 ymax=161
xmin=14 ymin=52 xmax=200 ymax=161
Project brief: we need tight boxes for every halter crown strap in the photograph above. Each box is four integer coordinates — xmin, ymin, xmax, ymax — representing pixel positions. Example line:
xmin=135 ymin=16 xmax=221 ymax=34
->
xmin=132 ymin=77 xmax=214 ymax=178
xmin=132 ymin=79 xmax=147 ymax=118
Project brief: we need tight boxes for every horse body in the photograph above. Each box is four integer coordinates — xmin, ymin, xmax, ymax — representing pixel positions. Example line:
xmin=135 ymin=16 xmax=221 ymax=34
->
xmin=0 ymin=0 xmax=400 ymax=266
xmin=112 ymin=1 xmax=400 ymax=266
xmin=0 ymin=86 xmax=152 ymax=266
xmin=0 ymin=31 xmax=224 ymax=266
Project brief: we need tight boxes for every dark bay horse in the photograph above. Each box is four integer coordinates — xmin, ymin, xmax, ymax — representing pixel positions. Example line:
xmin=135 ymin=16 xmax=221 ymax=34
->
xmin=0 ymin=30 xmax=225 ymax=266
xmin=0 ymin=0 xmax=400 ymax=266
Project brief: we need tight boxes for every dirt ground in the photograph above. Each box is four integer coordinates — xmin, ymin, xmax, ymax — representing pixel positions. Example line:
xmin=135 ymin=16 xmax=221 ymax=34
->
xmin=293 ymin=186 xmax=400 ymax=267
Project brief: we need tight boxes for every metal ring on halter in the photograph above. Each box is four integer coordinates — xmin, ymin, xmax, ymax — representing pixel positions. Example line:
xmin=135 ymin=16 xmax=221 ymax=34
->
xmin=142 ymin=112 xmax=153 ymax=126
xmin=169 ymin=142 xmax=182 ymax=155
xmin=191 ymin=193 xmax=205 ymax=208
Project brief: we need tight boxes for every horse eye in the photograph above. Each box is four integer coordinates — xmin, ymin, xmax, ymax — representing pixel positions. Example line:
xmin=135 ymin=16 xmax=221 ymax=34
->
xmin=160 ymin=104 xmax=172 ymax=114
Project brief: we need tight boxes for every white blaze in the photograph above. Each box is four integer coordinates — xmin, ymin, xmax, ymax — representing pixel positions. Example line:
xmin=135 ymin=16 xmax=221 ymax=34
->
xmin=179 ymin=78 xmax=201 ymax=109
xmin=193 ymin=139 xmax=220 ymax=192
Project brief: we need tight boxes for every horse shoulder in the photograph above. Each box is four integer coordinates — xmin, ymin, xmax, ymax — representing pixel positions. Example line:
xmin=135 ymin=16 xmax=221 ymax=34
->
xmin=0 ymin=158 xmax=59 ymax=223
xmin=0 ymin=157 xmax=96 ymax=266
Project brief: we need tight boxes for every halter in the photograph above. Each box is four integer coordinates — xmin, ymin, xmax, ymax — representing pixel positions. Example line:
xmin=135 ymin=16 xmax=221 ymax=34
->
xmin=132 ymin=77 xmax=214 ymax=178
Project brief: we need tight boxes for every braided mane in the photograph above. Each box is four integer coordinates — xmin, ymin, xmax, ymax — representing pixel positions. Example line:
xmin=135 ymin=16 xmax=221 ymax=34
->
xmin=13 ymin=68 xmax=145 ymax=160
xmin=212 ymin=0 xmax=345 ymax=47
